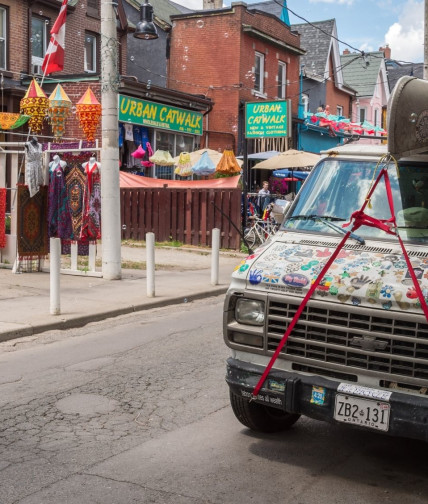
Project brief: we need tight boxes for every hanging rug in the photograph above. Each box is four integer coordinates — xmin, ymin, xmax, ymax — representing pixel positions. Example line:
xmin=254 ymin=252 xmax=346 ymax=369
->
xmin=65 ymin=158 xmax=87 ymax=238
xmin=17 ymin=184 xmax=49 ymax=259
xmin=0 ymin=188 xmax=6 ymax=248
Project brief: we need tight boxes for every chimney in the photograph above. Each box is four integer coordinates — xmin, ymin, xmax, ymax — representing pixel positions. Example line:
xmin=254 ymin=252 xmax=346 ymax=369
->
xmin=343 ymin=48 xmax=350 ymax=55
xmin=379 ymin=44 xmax=391 ymax=59
xmin=203 ymin=0 xmax=222 ymax=8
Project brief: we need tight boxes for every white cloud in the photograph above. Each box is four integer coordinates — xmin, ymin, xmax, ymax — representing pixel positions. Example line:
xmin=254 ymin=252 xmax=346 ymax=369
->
xmin=173 ymin=0 xmax=204 ymax=8
xmin=384 ymin=0 xmax=424 ymax=62
xmin=309 ymin=0 xmax=354 ymax=5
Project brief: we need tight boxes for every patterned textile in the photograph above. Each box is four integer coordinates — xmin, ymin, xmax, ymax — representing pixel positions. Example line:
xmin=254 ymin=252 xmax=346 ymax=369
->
xmin=65 ymin=158 xmax=86 ymax=239
xmin=61 ymin=240 xmax=89 ymax=256
xmin=80 ymin=161 xmax=101 ymax=242
xmin=0 ymin=188 xmax=6 ymax=248
xmin=48 ymin=159 xmax=73 ymax=239
xmin=25 ymin=141 xmax=44 ymax=197
xmin=17 ymin=184 xmax=49 ymax=259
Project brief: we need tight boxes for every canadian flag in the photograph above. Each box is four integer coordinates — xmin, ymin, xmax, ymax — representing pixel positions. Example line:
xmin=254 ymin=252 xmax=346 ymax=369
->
xmin=42 ymin=0 xmax=68 ymax=75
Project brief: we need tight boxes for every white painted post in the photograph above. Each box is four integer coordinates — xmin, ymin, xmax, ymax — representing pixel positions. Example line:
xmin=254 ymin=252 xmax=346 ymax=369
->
xmin=146 ymin=232 xmax=155 ymax=297
xmin=89 ymin=243 xmax=96 ymax=272
xmin=50 ymin=237 xmax=61 ymax=315
xmin=211 ymin=228 xmax=220 ymax=286
xmin=71 ymin=242 xmax=78 ymax=271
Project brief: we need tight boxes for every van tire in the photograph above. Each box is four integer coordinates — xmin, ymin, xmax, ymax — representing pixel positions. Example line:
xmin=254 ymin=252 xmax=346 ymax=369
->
xmin=229 ymin=390 xmax=301 ymax=433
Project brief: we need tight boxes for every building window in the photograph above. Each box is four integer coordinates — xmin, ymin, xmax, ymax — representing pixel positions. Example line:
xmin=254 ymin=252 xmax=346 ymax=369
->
xmin=87 ymin=0 xmax=99 ymax=17
xmin=374 ymin=108 xmax=379 ymax=126
xmin=359 ymin=107 xmax=366 ymax=123
xmin=254 ymin=52 xmax=264 ymax=94
xmin=336 ymin=105 xmax=343 ymax=117
xmin=302 ymin=94 xmax=309 ymax=115
xmin=84 ymin=34 xmax=97 ymax=73
xmin=277 ymin=61 xmax=286 ymax=99
xmin=31 ymin=16 xmax=47 ymax=74
xmin=0 ymin=7 xmax=6 ymax=70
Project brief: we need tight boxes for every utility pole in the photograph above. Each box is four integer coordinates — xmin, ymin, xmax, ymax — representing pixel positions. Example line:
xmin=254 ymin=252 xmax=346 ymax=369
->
xmin=100 ymin=0 xmax=121 ymax=280
xmin=425 ymin=0 xmax=428 ymax=79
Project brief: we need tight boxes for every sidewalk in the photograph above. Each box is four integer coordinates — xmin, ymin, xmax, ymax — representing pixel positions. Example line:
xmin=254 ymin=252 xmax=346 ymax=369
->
xmin=0 ymin=245 xmax=245 ymax=342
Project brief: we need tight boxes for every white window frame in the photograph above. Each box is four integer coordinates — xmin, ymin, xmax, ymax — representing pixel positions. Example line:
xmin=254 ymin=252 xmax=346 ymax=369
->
xmin=31 ymin=16 xmax=47 ymax=74
xmin=302 ymin=93 xmax=309 ymax=115
xmin=277 ymin=61 xmax=286 ymax=99
xmin=0 ymin=7 xmax=6 ymax=70
xmin=374 ymin=108 xmax=379 ymax=127
xmin=336 ymin=105 xmax=343 ymax=117
xmin=84 ymin=34 xmax=97 ymax=73
xmin=359 ymin=107 xmax=366 ymax=123
xmin=254 ymin=52 xmax=265 ymax=95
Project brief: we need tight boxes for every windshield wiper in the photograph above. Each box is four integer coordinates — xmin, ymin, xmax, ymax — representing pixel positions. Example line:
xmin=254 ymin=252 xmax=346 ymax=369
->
xmin=288 ymin=214 xmax=365 ymax=245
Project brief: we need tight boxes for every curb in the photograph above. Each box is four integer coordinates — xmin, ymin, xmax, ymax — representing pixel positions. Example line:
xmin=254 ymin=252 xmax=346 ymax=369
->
xmin=0 ymin=286 xmax=228 ymax=343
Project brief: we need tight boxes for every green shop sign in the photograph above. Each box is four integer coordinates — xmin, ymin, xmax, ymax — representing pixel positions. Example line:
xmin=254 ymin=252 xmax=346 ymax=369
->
xmin=119 ymin=94 xmax=203 ymax=136
xmin=245 ymin=100 xmax=290 ymax=138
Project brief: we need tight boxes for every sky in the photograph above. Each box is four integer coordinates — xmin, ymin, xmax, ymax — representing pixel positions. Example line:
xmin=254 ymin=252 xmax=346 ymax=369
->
xmin=173 ymin=0 xmax=424 ymax=63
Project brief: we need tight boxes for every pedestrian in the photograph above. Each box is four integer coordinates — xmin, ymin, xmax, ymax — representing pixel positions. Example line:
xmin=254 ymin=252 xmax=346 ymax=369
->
xmin=257 ymin=181 xmax=271 ymax=213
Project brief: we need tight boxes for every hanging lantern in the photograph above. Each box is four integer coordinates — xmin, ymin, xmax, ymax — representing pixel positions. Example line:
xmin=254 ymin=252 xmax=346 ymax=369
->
xmin=48 ymin=84 xmax=72 ymax=139
xmin=76 ymin=87 xmax=101 ymax=141
xmin=20 ymin=79 xmax=48 ymax=134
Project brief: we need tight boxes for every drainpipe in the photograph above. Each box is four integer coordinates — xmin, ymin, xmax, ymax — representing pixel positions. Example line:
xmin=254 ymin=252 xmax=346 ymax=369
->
xmin=297 ymin=64 xmax=305 ymax=150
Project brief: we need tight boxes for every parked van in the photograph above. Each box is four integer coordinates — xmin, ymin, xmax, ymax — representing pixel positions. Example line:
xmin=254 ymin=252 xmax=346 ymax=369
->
xmin=223 ymin=77 xmax=428 ymax=441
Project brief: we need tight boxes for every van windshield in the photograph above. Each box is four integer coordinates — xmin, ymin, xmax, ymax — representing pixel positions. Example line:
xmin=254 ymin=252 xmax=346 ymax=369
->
xmin=281 ymin=158 xmax=428 ymax=243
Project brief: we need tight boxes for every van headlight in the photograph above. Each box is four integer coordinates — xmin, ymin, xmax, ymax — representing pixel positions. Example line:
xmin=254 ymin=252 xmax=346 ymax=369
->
xmin=235 ymin=299 xmax=265 ymax=326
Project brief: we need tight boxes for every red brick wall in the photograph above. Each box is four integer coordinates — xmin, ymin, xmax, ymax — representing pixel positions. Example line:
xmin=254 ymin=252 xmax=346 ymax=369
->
xmin=168 ymin=4 xmax=301 ymax=152
xmin=325 ymin=54 xmax=352 ymax=117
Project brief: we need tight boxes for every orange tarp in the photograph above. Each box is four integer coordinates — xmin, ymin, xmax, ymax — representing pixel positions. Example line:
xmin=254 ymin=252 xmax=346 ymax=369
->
xmin=119 ymin=172 xmax=240 ymax=188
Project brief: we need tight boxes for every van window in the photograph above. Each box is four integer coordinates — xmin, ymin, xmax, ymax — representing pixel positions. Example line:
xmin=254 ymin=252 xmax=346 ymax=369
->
xmin=282 ymin=158 xmax=428 ymax=243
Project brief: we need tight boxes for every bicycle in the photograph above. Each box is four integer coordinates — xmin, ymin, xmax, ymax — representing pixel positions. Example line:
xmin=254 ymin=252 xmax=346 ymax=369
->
xmin=243 ymin=204 xmax=280 ymax=249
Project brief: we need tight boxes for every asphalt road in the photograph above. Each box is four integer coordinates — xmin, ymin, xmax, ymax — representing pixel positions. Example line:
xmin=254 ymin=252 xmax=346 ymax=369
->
xmin=0 ymin=297 xmax=428 ymax=504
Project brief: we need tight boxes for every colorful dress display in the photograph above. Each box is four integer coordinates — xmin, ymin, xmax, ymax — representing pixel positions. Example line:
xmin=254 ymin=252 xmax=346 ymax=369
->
xmin=48 ymin=155 xmax=72 ymax=239
xmin=25 ymin=139 xmax=44 ymax=198
xmin=80 ymin=157 xmax=101 ymax=242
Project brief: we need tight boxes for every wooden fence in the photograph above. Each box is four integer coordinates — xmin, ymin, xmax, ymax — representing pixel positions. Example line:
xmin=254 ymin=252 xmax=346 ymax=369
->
xmin=120 ymin=187 xmax=242 ymax=250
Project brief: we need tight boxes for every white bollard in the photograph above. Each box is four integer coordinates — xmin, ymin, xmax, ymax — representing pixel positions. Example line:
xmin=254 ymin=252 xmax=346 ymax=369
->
xmin=146 ymin=232 xmax=155 ymax=297
xmin=211 ymin=228 xmax=220 ymax=286
xmin=50 ymin=237 xmax=61 ymax=315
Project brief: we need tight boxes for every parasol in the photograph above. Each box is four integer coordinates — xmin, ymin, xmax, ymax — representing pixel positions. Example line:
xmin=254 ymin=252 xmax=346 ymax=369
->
xmin=216 ymin=149 xmax=241 ymax=174
xmin=251 ymin=149 xmax=320 ymax=170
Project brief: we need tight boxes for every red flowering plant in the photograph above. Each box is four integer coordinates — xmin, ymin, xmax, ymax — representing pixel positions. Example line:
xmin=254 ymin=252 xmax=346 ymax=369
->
xmin=269 ymin=177 xmax=288 ymax=195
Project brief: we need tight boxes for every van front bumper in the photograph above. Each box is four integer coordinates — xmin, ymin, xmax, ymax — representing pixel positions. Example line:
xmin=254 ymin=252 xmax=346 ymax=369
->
xmin=226 ymin=357 xmax=428 ymax=442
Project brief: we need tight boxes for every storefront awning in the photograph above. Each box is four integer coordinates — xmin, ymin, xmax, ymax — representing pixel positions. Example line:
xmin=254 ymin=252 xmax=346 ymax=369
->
xmin=120 ymin=172 xmax=240 ymax=188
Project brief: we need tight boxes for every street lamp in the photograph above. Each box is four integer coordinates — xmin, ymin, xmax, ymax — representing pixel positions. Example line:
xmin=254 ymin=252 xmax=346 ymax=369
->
xmin=101 ymin=0 xmax=156 ymax=280
xmin=297 ymin=63 xmax=305 ymax=150
xmin=134 ymin=0 xmax=158 ymax=40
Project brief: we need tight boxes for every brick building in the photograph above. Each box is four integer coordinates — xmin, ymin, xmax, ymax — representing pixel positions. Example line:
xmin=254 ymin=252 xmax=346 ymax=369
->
xmin=167 ymin=2 xmax=304 ymax=155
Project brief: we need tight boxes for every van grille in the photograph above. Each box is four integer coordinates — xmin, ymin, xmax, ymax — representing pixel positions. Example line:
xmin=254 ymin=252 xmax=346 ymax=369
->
xmin=267 ymin=299 xmax=428 ymax=384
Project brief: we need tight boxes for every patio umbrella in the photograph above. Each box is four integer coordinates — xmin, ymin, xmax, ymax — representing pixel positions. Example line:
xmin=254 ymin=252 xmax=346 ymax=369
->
xmin=251 ymin=149 xmax=320 ymax=170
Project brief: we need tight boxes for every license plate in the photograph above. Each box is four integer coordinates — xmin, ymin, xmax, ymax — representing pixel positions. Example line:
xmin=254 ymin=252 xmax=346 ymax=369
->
xmin=334 ymin=394 xmax=390 ymax=431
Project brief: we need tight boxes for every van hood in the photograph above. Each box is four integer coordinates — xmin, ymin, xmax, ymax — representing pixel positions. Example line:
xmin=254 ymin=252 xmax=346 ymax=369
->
xmin=232 ymin=234 xmax=428 ymax=313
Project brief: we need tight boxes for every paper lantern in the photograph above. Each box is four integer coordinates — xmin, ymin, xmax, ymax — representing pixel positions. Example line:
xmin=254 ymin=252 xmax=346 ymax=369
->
xmin=20 ymin=79 xmax=48 ymax=134
xmin=216 ymin=150 xmax=241 ymax=174
xmin=76 ymin=87 xmax=101 ymax=141
xmin=48 ymin=84 xmax=72 ymax=139
xmin=0 ymin=113 xmax=30 ymax=130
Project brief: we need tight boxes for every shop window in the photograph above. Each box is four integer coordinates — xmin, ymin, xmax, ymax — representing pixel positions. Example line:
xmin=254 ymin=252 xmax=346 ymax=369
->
xmin=31 ymin=16 xmax=47 ymax=75
xmin=254 ymin=52 xmax=264 ymax=95
xmin=154 ymin=130 xmax=195 ymax=180
xmin=277 ymin=61 xmax=286 ymax=99
xmin=0 ymin=7 xmax=7 ymax=70
xmin=84 ymin=33 xmax=97 ymax=73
